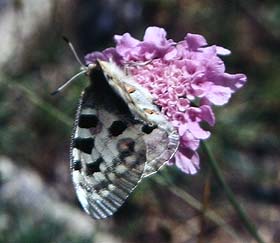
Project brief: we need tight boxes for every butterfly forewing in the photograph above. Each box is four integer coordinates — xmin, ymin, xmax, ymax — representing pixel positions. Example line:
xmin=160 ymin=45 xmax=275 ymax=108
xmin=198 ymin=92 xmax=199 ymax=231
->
xmin=98 ymin=60 xmax=179 ymax=177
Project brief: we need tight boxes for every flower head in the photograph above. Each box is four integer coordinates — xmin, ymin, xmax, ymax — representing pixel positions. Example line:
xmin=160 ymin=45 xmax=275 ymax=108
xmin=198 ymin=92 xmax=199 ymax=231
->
xmin=85 ymin=26 xmax=247 ymax=175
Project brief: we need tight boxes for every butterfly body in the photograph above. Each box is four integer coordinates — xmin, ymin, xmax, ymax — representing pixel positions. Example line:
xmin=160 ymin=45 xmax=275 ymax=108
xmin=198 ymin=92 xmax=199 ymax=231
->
xmin=70 ymin=60 xmax=179 ymax=219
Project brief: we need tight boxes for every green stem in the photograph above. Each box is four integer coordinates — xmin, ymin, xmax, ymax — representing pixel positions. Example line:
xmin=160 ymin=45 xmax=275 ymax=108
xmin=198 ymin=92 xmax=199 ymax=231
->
xmin=201 ymin=141 xmax=264 ymax=243
xmin=17 ymin=83 xmax=73 ymax=127
xmin=1 ymin=79 xmax=72 ymax=128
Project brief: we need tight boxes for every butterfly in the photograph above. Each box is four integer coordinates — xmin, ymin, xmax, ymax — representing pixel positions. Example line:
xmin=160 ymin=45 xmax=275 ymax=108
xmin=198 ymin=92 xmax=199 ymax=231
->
xmin=55 ymin=39 xmax=179 ymax=219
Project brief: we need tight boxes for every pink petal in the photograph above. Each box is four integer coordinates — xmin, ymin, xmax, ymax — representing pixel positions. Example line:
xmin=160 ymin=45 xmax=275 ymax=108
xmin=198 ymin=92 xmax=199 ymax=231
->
xmin=215 ymin=46 xmax=231 ymax=55
xmin=185 ymin=33 xmax=207 ymax=50
xmin=143 ymin=26 xmax=167 ymax=44
xmin=187 ymin=122 xmax=211 ymax=139
xmin=164 ymin=47 xmax=178 ymax=60
xmin=178 ymin=98 xmax=189 ymax=112
xmin=205 ymin=85 xmax=232 ymax=105
xmin=114 ymin=33 xmax=140 ymax=48
xmin=199 ymin=105 xmax=215 ymax=126
xmin=173 ymin=149 xmax=200 ymax=175
xmin=181 ymin=132 xmax=200 ymax=151
xmin=222 ymin=73 xmax=247 ymax=91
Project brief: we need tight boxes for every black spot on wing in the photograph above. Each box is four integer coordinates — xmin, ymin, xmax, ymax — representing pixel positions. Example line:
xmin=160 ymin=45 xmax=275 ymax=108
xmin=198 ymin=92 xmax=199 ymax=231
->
xmin=117 ymin=138 xmax=135 ymax=158
xmin=72 ymin=160 xmax=82 ymax=170
xmin=78 ymin=114 xmax=99 ymax=128
xmin=142 ymin=124 xmax=158 ymax=134
xmin=109 ymin=121 xmax=128 ymax=136
xmin=73 ymin=137 xmax=94 ymax=154
xmin=86 ymin=157 xmax=103 ymax=175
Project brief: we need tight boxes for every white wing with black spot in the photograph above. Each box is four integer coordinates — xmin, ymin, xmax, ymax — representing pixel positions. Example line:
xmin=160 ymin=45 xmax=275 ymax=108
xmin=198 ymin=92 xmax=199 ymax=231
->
xmin=70 ymin=61 xmax=179 ymax=219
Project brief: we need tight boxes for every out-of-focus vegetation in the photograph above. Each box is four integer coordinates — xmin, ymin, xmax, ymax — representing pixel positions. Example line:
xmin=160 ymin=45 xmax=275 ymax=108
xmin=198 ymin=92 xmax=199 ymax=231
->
xmin=0 ymin=0 xmax=279 ymax=242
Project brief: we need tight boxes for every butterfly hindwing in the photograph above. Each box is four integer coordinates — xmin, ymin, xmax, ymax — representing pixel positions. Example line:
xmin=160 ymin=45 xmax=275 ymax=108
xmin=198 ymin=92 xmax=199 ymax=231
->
xmin=98 ymin=60 xmax=179 ymax=177
xmin=70 ymin=60 xmax=179 ymax=219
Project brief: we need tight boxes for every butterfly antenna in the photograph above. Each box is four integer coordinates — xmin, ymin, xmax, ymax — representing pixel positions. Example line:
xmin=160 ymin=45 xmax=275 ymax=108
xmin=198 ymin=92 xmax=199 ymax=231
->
xmin=62 ymin=36 xmax=86 ymax=68
xmin=51 ymin=37 xmax=90 ymax=95
xmin=51 ymin=69 xmax=87 ymax=95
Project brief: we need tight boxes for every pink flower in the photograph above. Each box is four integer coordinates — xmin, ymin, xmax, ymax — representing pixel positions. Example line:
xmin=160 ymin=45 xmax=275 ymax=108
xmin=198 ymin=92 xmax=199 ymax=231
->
xmin=85 ymin=26 xmax=247 ymax=175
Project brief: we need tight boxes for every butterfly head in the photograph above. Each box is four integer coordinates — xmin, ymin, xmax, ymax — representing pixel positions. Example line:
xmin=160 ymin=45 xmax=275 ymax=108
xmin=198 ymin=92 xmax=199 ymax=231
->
xmin=83 ymin=63 xmax=97 ymax=75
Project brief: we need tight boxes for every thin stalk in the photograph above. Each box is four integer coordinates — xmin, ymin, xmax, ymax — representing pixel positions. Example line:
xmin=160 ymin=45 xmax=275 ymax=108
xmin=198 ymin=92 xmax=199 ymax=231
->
xmin=198 ymin=172 xmax=211 ymax=243
xmin=201 ymin=141 xmax=264 ymax=243
xmin=154 ymin=175 xmax=241 ymax=241
xmin=1 ymin=79 xmax=72 ymax=127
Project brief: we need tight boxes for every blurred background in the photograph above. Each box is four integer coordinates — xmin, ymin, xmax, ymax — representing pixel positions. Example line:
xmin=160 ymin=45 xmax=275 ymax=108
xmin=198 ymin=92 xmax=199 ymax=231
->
xmin=0 ymin=0 xmax=279 ymax=242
